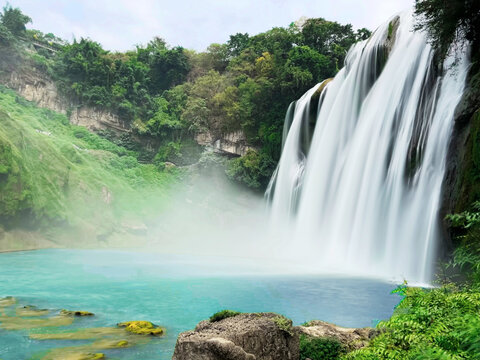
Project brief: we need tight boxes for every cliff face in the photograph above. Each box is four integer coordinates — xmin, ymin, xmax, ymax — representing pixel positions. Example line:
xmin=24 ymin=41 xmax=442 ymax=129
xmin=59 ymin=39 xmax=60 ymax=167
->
xmin=2 ymin=68 xmax=252 ymax=157
xmin=4 ymin=70 xmax=129 ymax=133
xmin=195 ymin=130 xmax=254 ymax=157
xmin=440 ymin=61 xmax=480 ymax=253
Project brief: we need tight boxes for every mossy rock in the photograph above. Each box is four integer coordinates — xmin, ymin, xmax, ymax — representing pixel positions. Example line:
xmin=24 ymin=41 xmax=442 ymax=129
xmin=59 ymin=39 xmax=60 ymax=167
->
xmin=117 ymin=321 xmax=164 ymax=336
xmin=114 ymin=340 xmax=129 ymax=348
xmin=89 ymin=354 xmax=105 ymax=360
xmin=61 ymin=310 xmax=94 ymax=317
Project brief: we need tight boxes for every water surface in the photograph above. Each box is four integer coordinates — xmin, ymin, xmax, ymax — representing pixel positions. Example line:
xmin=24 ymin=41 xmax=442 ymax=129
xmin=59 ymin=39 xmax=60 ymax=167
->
xmin=0 ymin=249 xmax=400 ymax=359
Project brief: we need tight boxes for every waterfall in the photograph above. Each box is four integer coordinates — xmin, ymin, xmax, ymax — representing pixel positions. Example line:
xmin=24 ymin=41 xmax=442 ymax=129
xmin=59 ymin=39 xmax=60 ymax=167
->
xmin=266 ymin=11 xmax=470 ymax=284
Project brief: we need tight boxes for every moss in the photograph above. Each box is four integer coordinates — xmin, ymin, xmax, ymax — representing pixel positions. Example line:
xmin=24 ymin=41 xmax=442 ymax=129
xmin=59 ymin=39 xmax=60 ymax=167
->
xmin=60 ymin=310 xmax=94 ymax=317
xmin=209 ymin=310 xmax=241 ymax=322
xmin=272 ymin=315 xmax=294 ymax=336
xmin=117 ymin=321 xmax=164 ymax=336
xmin=387 ymin=21 xmax=394 ymax=39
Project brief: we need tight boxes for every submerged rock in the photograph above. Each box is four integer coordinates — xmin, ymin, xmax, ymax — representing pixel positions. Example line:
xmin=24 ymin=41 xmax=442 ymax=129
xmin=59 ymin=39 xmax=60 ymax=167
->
xmin=16 ymin=305 xmax=49 ymax=317
xmin=30 ymin=327 xmax=125 ymax=340
xmin=0 ymin=296 xmax=16 ymax=307
xmin=117 ymin=321 xmax=164 ymax=336
xmin=173 ymin=313 xmax=299 ymax=360
xmin=60 ymin=310 xmax=94 ymax=317
xmin=0 ymin=314 xmax=74 ymax=330
xmin=40 ymin=351 xmax=105 ymax=360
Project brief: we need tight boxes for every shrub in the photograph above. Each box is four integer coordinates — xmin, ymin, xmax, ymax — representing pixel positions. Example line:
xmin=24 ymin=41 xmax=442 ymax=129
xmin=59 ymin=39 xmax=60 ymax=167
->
xmin=345 ymin=284 xmax=480 ymax=359
xmin=226 ymin=149 xmax=275 ymax=189
xmin=209 ymin=310 xmax=241 ymax=322
xmin=299 ymin=334 xmax=344 ymax=360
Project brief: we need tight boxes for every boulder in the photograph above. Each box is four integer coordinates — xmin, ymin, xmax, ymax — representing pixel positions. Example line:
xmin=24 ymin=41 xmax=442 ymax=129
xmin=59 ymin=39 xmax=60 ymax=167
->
xmin=172 ymin=313 xmax=299 ymax=360
xmin=298 ymin=320 xmax=377 ymax=351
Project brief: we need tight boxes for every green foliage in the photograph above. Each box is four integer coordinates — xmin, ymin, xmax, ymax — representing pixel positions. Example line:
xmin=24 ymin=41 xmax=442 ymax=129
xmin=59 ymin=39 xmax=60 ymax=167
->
xmin=345 ymin=284 xmax=480 ymax=360
xmin=1 ymin=4 xmax=31 ymax=36
xmin=387 ymin=21 xmax=394 ymax=40
xmin=146 ymin=41 xmax=191 ymax=95
xmin=0 ymin=86 xmax=177 ymax=235
xmin=209 ymin=310 xmax=241 ymax=322
xmin=414 ymin=0 xmax=480 ymax=55
xmin=446 ymin=201 xmax=480 ymax=229
xmin=153 ymin=142 xmax=182 ymax=165
xmin=226 ymin=150 xmax=276 ymax=189
xmin=0 ymin=5 xmax=370 ymax=190
xmin=446 ymin=199 xmax=480 ymax=286
xmin=300 ymin=335 xmax=345 ymax=360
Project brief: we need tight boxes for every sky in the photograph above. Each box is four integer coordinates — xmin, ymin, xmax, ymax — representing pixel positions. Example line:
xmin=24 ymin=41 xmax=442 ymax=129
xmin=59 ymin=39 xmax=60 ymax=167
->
xmin=4 ymin=0 xmax=415 ymax=52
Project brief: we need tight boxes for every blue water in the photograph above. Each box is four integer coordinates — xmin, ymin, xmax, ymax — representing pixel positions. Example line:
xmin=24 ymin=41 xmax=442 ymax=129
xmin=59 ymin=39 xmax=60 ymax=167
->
xmin=0 ymin=249 xmax=400 ymax=359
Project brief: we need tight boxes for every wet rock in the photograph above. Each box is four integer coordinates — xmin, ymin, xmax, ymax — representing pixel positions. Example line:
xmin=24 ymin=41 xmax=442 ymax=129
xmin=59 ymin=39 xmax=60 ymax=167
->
xmin=173 ymin=313 xmax=299 ymax=360
xmin=60 ymin=310 xmax=94 ymax=317
xmin=117 ymin=321 xmax=164 ymax=336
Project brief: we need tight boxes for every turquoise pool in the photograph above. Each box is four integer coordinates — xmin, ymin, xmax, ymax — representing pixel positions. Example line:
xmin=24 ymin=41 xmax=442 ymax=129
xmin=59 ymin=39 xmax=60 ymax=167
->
xmin=0 ymin=249 xmax=400 ymax=359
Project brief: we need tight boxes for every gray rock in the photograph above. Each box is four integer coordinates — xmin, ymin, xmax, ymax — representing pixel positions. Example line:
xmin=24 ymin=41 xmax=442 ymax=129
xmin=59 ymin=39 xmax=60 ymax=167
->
xmin=298 ymin=320 xmax=377 ymax=351
xmin=172 ymin=313 xmax=299 ymax=360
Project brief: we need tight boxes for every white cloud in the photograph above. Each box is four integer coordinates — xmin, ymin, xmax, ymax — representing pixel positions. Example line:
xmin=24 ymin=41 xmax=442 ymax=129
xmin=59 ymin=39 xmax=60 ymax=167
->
xmin=4 ymin=0 xmax=414 ymax=51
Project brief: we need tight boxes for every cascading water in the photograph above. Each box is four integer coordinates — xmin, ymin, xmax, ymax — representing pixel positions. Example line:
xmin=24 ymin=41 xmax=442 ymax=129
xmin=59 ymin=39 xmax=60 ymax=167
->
xmin=266 ymin=11 xmax=470 ymax=284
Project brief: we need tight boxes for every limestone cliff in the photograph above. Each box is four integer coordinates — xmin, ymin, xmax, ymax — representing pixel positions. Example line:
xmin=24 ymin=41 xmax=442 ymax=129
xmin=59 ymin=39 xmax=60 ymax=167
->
xmin=195 ymin=130 xmax=254 ymax=157
xmin=3 ymin=70 xmax=128 ymax=133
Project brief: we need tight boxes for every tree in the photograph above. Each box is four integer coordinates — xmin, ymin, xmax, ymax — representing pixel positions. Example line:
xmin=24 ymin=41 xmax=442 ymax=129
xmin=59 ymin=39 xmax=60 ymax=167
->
xmin=227 ymin=33 xmax=250 ymax=58
xmin=1 ymin=4 xmax=31 ymax=36
xmin=414 ymin=0 xmax=480 ymax=55
xmin=148 ymin=46 xmax=190 ymax=95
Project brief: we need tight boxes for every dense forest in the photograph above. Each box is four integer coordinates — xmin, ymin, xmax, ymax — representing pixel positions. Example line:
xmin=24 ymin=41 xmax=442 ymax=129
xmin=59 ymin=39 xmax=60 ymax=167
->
xmin=0 ymin=5 xmax=370 ymax=189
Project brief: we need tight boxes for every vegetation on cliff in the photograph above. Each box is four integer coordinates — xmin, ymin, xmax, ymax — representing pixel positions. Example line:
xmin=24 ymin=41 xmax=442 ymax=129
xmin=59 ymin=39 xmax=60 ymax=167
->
xmin=0 ymin=4 xmax=370 ymax=189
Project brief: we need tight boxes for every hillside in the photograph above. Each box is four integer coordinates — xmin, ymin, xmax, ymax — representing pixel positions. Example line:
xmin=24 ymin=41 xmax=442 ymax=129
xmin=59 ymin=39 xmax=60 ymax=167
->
xmin=0 ymin=85 xmax=179 ymax=251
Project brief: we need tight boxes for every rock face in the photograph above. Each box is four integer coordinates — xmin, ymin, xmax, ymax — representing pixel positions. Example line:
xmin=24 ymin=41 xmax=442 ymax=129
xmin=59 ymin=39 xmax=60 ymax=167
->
xmin=195 ymin=130 xmax=253 ymax=157
xmin=298 ymin=320 xmax=377 ymax=351
xmin=3 ymin=70 xmax=128 ymax=133
xmin=172 ymin=313 xmax=299 ymax=360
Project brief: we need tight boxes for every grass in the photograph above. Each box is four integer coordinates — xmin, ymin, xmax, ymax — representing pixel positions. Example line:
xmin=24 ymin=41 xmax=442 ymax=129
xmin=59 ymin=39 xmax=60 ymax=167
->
xmin=209 ymin=310 xmax=241 ymax=322
xmin=0 ymin=85 xmax=180 ymax=244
